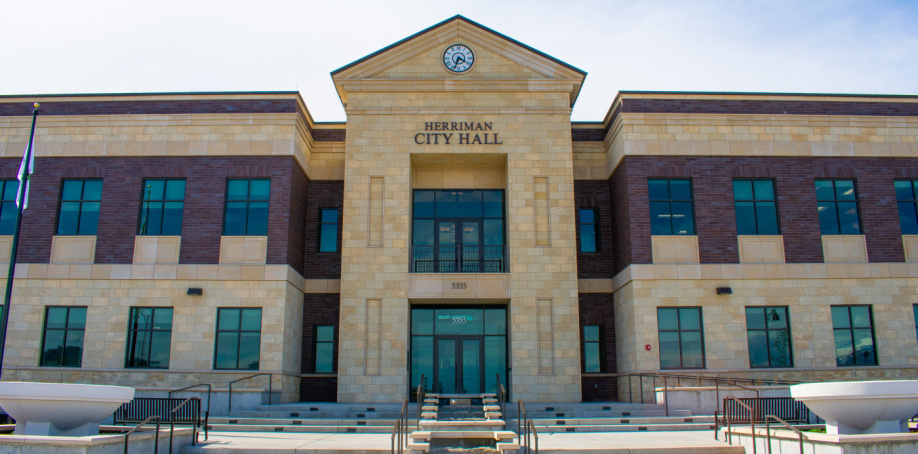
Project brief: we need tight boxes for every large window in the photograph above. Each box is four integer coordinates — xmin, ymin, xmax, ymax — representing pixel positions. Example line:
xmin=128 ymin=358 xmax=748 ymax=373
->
xmin=0 ymin=180 xmax=20 ymax=235
xmin=895 ymin=180 xmax=918 ymax=234
xmin=224 ymin=179 xmax=270 ymax=236
xmin=734 ymin=180 xmax=779 ymax=235
xmin=40 ymin=306 xmax=87 ymax=367
xmin=649 ymin=179 xmax=695 ymax=235
xmin=657 ymin=307 xmax=704 ymax=369
xmin=314 ymin=325 xmax=335 ymax=373
xmin=57 ymin=180 xmax=102 ymax=235
xmin=578 ymin=208 xmax=599 ymax=253
xmin=815 ymin=180 xmax=860 ymax=235
xmin=745 ymin=306 xmax=792 ymax=368
xmin=139 ymin=179 xmax=185 ymax=235
xmin=583 ymin=325 xmax=602 ymax=373
xmin=125 ymin=307 xmax=173 ymax=369
xmin=411 ymin=190 xmax=506 ymax=273
xmin=318 ymin=209 xmax=339 ymax=253
xmin=831 ymin=305 xmax=877 ymax=366
xmin=214 ymin=308 xmax=262 ymax=370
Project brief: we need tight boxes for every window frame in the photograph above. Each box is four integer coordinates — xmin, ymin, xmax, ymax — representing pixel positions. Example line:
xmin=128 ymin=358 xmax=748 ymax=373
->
xmin=0 ymin=179 xmax=20 ymax=235
xmin=657 ymin=307 xmax=706 ymax=370
xmin=831 ymin=305 xmax=878 ymax=367
xmin=213 ymin=307 xmax=262 ymax=370
xmin=56 ymin=179 xmax=103 ymax=236
xmin=744 ymin=306 xmax=793 ymax=368
xmin=125 ymin=307 xmax=174 ymax=369
xmin=314 ymin=325 xmax=335 ymax=373
xmin=138 ymin=179 xmax=186 ymax=236
xmin=815 ymin=179 xmax=861 ymax=235
xmin=733 ymin=179 xmax=780 ymax=235
xmin=39 ymin=306 xmax=87 ymax=367
xmin=317 ymin=208 xmax=340 ymax=253
xmin=582 ymin=324 xmax=603 ymax=373
xmin=578 ymin=208 xmax=600 ymax=253
xmin=222 ymin=179 xmax=271 ymax=236
xmin=648 ymin=179 xmax=696 ymax=236
xmin=894 ymin=180 xmax=918 ymax=235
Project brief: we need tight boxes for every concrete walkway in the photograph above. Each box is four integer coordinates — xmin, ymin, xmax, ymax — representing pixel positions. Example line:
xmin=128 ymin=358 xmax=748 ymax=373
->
xmin=182 ymin=430 xmax=745 ymax=453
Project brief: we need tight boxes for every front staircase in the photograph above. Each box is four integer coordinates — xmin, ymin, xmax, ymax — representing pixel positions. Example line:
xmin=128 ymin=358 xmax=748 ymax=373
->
xmin=208 ymin=400 xmax=714 ymax=435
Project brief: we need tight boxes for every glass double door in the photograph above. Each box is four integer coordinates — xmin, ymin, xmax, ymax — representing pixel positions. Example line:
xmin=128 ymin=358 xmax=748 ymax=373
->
xmin=411 ymin=307 xmax=508 ymax=398
xmin=437 ymin=219 xmax=479 ymax=273
xmin=435 ymin=336 xmax=483 ymax=394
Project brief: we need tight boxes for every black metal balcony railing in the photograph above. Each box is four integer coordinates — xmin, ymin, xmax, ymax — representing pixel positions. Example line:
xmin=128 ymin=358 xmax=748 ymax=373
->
xmin=412 ymin=245 xmax=507 ymax=273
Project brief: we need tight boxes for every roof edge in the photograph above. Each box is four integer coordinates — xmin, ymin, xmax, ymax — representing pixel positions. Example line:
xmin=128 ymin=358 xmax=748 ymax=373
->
xmin=330 ymin=15 xmax=586 ymax=77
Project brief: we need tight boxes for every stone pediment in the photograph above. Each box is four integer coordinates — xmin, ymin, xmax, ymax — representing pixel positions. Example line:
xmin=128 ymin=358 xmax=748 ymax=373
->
xmin=331 ymin=15 xmax=586 ymax=108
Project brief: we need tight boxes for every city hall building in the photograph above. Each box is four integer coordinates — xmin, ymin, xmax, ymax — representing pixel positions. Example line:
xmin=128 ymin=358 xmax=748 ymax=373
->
xmin=1 ymin=16 xmax=917 ymax=405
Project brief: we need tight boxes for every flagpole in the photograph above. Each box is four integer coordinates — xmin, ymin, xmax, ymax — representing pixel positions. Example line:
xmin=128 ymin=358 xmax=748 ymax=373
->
xmin=0 ymin=102 xmax=39 ymax=379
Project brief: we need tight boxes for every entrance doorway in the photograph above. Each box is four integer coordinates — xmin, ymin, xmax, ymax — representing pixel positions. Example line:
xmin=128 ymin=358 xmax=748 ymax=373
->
xmin=410 ymin=307 xmax=507 ymax=398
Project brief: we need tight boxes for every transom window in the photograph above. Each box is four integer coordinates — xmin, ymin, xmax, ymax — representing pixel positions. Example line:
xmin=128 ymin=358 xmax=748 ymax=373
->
xmin=57 ymin=180 xmax=102 ymax=235
xmin=139 ymin=179 xmax=185 ymax=235
xmin=578 ymin=208 xmax=599 ymax=253
xmin=318 ymin=209 xmax=339 ymax=253
xmin=224 ymin=179 xmax=270 ymax=236
xmin=125 ymin=307 xmax=173 ymax=369
xmin=895 ymin=180 xmax=918 ymax=235
xmin=40 ymin=306 xmax=87 ymax=367
xmin=734 ymin=180 xmax=779 ymax=235
xmin=745 ymin=306 xmax=792 ymax=368
xmin=214 ymin=308 xmax=262 ymax=370
xmin=831 ymin=305 xmax=877 ymax=367
xmin=649 ymin=179 xmax=695 ymax=235
xmin=657 ymin=307 xmax=704 ymax=369
xmin=815 ymin=180 xmax=860 ymax=235
xmin=411 ymin=190 xmax=506 ymax=273
xmin=0 ymin=180 xmax=20 ymax=235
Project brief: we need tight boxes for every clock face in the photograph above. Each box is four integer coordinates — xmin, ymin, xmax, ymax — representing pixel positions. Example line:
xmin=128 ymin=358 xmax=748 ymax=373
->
xmin=443 ymin=44 xmax=475 ymax=73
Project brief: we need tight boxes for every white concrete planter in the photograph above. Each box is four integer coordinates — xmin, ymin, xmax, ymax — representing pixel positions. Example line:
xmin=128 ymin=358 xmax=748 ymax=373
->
xmin=790 ymin=380 xmax=918 ymax=434
xmin=0 ymin=382 xmax=134 ymax=436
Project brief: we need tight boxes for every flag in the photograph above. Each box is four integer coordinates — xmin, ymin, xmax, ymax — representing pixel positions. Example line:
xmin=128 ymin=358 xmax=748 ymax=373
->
xmin=16 ymin=143 xmax=34 ymax=210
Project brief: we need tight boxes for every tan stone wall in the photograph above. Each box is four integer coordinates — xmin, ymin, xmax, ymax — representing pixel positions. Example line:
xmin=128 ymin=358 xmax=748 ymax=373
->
xmin=613 ymin=264 xmax=918 ymax=382
xmin=337 ymin=85 xmax=582 ymax=402
xmin=603 ymin=109 xmax=918 ymax=177
xmin=0 ymin=265 xmax=306 ymax=403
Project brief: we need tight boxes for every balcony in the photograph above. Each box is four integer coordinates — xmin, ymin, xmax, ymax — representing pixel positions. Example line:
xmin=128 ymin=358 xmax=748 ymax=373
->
xmin=411 ymin=245 xmax=507 ymax=273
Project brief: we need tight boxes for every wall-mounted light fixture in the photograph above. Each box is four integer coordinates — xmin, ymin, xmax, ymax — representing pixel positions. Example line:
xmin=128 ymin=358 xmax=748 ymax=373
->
xmin=716 ymin=287 xmax=732 ymax=295
xmin=187 ymin=288 xmax=203 ymax=296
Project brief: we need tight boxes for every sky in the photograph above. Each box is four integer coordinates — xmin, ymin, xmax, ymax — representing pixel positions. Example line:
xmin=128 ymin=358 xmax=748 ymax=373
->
xmin=1 ymin=0 xmax=917 ymax=122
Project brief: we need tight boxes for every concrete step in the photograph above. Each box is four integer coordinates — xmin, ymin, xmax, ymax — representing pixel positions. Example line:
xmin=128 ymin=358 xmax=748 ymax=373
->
xmin=506 ymin=408 xmax=691 ymax=418
xmin=226 ymin=410 xmax=414 ymax=419
xmin=209 ymin=417 xmax=397 ymax=426
xmin=207 ymin=423 xmax=395 ymax=433
xmin=524 ymin=415 xmax=716 ymax=426
xmin=526 ymin=422 xmax=716 ymax=433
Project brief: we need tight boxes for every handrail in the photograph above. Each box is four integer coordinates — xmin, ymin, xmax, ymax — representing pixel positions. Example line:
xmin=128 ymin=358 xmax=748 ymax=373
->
xmin=416 ymin=374 xmax=426 ymax=430
xmin=123 ymin=415 xmax=160 ymax=454
xmin=496 ymin=373 xmax=507 ymax=416
xmin=723 ymin=396 xmax=757 ymax=454
xmin=228 ymin=373 xmax=272 ymax=413
xmin=167 ymin=397 xmax=199 ymax=453
xmin=168 ymin=383 xmax=212 ymax=414
xmin=517 ymin=400 xmax=538 ymax=454
xmin=619 ymin=371 xmax=799 ymax=417
xmin=765 ymin=414 xmax=806 ymax=454
xmin=391 ymin=398 xmax=409 ymax=454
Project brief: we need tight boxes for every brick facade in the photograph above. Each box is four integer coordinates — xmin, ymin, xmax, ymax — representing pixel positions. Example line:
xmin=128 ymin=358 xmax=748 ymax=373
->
xmin=1 ymin=156 xmax=303 ymax=266
xmin=303 ymin=181 xmax=344 ymax=279
xmin=300 ymin=293 xmax=340 ymax=402
xmin=611 ymin=155 xmax=917 ymax=270
xmin=574 ymin=180 xmax=614 ymax=278
xmin=578 ymin=293 xmax=617 ymax=401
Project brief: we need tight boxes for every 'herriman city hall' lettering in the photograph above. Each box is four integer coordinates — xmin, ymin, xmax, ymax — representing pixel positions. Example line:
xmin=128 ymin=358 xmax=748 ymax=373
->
xmin=415 ymin=121 xmax=503 ymax=145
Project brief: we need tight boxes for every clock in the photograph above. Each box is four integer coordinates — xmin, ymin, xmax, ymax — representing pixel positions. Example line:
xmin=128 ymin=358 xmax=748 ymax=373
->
xmin=443 ymin=44 xmax=475 ymax=73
